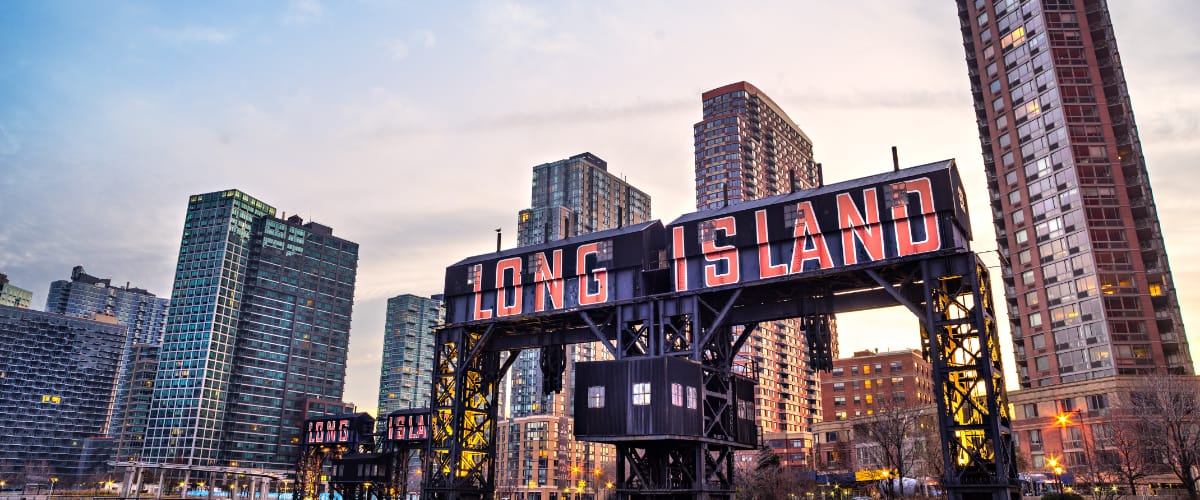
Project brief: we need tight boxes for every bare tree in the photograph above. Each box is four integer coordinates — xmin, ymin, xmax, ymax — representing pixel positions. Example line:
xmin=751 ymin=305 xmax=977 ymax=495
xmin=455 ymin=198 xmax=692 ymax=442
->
xmin=1130 ymin=376 xmax=1200 ymax=500
xmin=734 ymin=448 xmax=802 ymax=500
xmin=914 ymin=412 xmax=944 ymax=485
xmin=851 ymin=399 xmax=931 ymax=499
xmin=1068 ymin=428 xmax=1118 ymax=500
xmin=1098 ymin=421 xmax=1158 ymax=496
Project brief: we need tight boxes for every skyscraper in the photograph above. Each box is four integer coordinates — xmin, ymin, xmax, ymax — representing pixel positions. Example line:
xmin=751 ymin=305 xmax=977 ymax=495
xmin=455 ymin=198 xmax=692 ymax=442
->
xmin=694 ymin=82 xmax=827 ymax=462
xmin=141 ymin=190 xmax=359 ymax=471
xmin=956 ymin=0 xmax=1194 ymax=471
xmin=0 ymin=273 xmax=33 ymax=308
xmin=496 ymin=153 xmax=650 ymax=499
xmin=0 ymin=305 xmax=125 ymax=482
xmin=694 ymin=82 xmax=820 ymax=210
xmin=46 ymin=266 xmax=169 ymax=441
xmin=377 ymin=293 xmax=444 ymax=415
xmin=516 ymin=152 xmax=651 ymax=247
xmin=955 ymin=0 xmax=1191 ymax=387
xmin=112 ymin=343 xmax=160 ymax=463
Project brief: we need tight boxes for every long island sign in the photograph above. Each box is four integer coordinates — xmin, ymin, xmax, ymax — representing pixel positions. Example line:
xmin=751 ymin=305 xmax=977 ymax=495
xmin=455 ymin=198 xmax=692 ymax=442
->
xmin=443 ymin=160 xmax=972 ymax=324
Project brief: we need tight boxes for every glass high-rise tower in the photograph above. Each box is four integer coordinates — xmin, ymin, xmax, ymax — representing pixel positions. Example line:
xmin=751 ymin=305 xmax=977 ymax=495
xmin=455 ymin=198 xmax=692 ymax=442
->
xmin=46 ymin=266 xmax=168 ymax=439
xmin=141 ymin=190 xmax=359 ymax=470
xmin=377 ymin=293 xmax=444 ymax=415
xmin=0 ymin=273 xmax=33 ymax=308
xmin=0 ymin=306 xmax=125 ymax=481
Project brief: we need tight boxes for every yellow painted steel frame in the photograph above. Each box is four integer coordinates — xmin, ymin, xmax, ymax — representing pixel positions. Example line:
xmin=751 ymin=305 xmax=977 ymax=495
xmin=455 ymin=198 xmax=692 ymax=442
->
xmin=921 ymin=256 xmax=1018 ymax=500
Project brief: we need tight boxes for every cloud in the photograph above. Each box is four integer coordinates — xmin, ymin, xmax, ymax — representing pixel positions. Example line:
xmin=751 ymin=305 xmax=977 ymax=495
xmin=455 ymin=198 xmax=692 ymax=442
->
xmin=153 ymin=26 xmax=234 ymax=44
xmin=388 ymin=40 xmax=409 ymax=60
xmin=479 ymin=1 xmax=577 ymax=54
xmin=283 ymin=0 xmax=323 ymax=26
xmin=386 ymin=30 xmax=436 ymax=62
xmin=414 ymin=29 xmax=436 ymax=48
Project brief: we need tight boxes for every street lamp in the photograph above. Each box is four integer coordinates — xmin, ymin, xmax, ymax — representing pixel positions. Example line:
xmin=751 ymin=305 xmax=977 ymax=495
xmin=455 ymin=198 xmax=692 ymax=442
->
xmin=49 ymin=477 xmax=59 ymax=497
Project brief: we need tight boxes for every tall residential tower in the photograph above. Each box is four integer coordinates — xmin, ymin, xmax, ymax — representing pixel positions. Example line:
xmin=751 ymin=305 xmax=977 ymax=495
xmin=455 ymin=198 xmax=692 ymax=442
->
xmin=956 ymin=0 xmax=1191 ymax=387
xmin=956 ymin=0 xmax=1193 ymax=471
xmin=377 ymin=293 xmax=444 ymax=415
xmin=0 ymin=306 xmax=125 ymax=481
xmin=496 ymin=153 xmax=650 ymax=500
xmin=141 ymin=190 xmax=359 ymax=470
xmin=46 ymin=266 xmax=169 ymax=441
xmin=694 ymin=82 xmax=830 ymax=464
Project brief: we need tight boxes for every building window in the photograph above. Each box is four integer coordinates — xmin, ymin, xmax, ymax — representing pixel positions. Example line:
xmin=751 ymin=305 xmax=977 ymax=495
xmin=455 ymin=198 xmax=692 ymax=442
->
xmin=632 ymin=383 xmax=651 ymax=406
xmin=833 ymin=382 xmax=845 ymax=391
xmin=834 ymin=396 xmax=846 ymax=407
xmin=671 ymin=383 xmax=683 ymax=407
xmin=832 ymin=367 xmax=844 ymax=376
xmin=687 ymin=386 xmax=698 ymax=410
xmin=587 ymin=386 xmax=605 ymax=408
xmin=737 ymin=400 xmax=752 ymax=419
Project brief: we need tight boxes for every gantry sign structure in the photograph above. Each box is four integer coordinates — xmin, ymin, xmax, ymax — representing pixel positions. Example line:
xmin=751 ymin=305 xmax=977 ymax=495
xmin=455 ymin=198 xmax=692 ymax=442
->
xmin=297 ymin=411 xmax=432 ymax=500
xmin=424 ymin=160 xmax=1019 ymax=500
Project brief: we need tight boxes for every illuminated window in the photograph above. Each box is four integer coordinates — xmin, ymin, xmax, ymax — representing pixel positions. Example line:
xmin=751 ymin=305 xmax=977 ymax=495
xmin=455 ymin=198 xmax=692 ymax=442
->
xmin=587 ymin=386 xmax=605 ymax=408
xmin=862 ymin=365 xmax=871 ymax=375
xmin=1001 ymin=27 xmax=1026 ymax=49
xmin=632 ymin=383 xmax=651 ymax=406
xmin=686 ymin=386 xmax=698 ymax=410
xmin=671 ymin=383 xmax=683 ymax=407
xmin=1149 ymin=283 xmax=1164 ymax=297
xmin=1025 ymin=100 xmax=1041 ymax=119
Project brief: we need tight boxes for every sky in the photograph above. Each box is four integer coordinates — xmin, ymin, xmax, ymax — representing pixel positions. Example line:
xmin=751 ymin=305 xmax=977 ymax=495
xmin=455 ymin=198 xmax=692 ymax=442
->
xmin=2 ymin=1 xmax=1199 ymax=415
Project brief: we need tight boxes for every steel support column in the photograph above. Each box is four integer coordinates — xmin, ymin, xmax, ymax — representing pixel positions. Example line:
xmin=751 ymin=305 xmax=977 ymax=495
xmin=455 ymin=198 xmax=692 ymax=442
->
xmin=425 ymin=326 xmax=504 ymax=500
xmin=921 ymin=254 xmax=1019 ymax=500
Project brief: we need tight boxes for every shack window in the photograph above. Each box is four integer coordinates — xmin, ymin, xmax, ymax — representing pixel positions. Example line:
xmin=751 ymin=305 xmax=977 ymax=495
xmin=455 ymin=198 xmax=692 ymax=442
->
xmin=686 ymin=386 xmax=698 ymax=410
xmin=587 ymin=386 xmax=605 ymax=408
xmin=633 ymin=383 xmax=651 ymax=406
xmin=671 ymin=383 xmax=683 ymax=407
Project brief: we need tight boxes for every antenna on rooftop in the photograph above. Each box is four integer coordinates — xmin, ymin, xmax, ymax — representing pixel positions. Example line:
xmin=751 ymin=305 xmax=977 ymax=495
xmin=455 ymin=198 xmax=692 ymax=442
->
xmin=892 ymin=146 xmax=900 ymax=172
